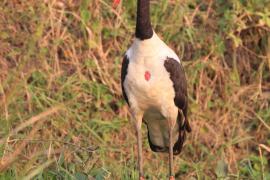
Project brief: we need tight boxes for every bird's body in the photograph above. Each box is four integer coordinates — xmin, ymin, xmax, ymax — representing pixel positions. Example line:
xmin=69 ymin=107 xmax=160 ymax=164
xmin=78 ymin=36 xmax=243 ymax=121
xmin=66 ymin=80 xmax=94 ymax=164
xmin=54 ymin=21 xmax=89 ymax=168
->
xmin=123 ymin=32 xmax=182 ymax=151
xmin=117 ymin=0 xmax=191 ymax=179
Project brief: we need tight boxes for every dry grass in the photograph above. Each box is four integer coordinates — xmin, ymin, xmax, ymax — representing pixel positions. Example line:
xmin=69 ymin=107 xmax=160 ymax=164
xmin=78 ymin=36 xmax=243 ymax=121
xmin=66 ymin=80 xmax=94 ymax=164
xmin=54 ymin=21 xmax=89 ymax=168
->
xmin=0 ymin=0 xmax=270 ymax=179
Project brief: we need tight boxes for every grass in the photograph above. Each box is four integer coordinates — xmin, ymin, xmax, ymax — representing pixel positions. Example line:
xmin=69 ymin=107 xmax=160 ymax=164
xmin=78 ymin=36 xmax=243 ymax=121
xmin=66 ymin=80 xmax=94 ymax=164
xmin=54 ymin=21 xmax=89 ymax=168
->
xmin=0 ymin=0 xmax=270 ymax=179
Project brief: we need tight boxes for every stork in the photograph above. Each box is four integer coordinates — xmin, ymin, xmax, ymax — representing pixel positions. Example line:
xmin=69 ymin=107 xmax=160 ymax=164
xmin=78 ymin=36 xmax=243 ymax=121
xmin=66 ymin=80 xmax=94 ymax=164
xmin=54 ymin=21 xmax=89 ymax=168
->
xmin=115 ymin=0 xmax=191 ymax=179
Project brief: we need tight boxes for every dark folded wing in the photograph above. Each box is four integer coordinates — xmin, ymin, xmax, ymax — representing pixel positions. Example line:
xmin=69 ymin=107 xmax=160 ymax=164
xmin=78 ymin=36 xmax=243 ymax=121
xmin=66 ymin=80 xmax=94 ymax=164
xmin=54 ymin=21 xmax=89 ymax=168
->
xmin=121 ymin=55 xmax=130 ymax=106
xmin=164 ymin=57 xmax=191 ymax=154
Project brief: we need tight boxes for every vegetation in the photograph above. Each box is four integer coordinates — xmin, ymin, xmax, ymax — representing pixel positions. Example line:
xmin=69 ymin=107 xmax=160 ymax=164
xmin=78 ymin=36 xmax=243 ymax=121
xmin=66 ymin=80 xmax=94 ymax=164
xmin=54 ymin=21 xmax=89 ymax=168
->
xmin=0 ymin=0 xmax=269 ymax=179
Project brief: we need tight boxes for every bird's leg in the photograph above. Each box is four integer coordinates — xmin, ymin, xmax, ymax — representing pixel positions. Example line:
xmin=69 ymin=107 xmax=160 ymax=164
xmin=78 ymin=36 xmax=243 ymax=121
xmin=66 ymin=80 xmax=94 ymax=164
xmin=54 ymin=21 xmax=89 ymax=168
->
xmin=136 ymin=125 xmax=144 ymax=180
xmin=132 ymin=111 xmax=144 ymax=180
xmin=168 ymin=120 xmax=175 ymax=180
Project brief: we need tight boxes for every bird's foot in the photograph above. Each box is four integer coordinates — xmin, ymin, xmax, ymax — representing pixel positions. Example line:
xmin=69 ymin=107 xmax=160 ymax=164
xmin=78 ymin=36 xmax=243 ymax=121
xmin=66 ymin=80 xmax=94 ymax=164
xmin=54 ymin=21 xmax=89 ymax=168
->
xmin=139 ymin=176 xmax=144 ymax=180
xmin=169 ymin=176 xmax=175 ymax=180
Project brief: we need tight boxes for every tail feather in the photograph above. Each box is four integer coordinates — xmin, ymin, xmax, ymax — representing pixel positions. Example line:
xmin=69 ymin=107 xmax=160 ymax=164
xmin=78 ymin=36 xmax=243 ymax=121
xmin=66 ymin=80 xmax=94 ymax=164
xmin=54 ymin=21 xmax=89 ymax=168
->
xmin=146 ymin=111 xmax=191 ymax=155
xmin=173 ymin=111 xmax=191 ymax=155
xmin=147 ymin=131 xmax=168 ymax=153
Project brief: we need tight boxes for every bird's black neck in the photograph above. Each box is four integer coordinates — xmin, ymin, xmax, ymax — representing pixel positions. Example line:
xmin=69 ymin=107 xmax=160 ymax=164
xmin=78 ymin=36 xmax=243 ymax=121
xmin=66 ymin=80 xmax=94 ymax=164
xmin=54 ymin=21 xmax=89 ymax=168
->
xmin=136 ymin=0 xmax=153 ymax=40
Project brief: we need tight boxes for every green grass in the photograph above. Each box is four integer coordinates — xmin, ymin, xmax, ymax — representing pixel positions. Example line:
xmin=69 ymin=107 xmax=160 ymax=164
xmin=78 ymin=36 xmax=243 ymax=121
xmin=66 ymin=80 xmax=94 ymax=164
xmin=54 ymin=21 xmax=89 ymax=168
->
xmin=0 ymin=0 xmax=270 ymax=179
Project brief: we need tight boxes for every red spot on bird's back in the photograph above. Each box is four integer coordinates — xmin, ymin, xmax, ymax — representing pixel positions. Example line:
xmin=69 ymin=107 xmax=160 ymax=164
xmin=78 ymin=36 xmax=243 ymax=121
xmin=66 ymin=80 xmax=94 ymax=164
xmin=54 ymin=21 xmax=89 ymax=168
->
xmin=144 ymin=71 xmax=151 ymax=81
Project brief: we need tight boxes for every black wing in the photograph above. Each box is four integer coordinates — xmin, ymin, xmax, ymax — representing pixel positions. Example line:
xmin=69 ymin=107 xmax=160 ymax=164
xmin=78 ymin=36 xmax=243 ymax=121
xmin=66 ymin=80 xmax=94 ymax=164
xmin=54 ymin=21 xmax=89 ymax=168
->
xmin=121 ymin=55 xmax=130 ymax=106
xmin=164 ymin=57 xmax=191 ymax=154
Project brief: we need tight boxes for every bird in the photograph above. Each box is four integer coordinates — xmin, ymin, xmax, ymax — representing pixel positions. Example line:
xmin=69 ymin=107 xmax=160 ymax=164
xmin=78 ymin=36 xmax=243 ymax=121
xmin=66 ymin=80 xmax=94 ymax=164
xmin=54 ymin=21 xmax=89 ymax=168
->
xmin=114 ymin=0 xmax=191 ymax=179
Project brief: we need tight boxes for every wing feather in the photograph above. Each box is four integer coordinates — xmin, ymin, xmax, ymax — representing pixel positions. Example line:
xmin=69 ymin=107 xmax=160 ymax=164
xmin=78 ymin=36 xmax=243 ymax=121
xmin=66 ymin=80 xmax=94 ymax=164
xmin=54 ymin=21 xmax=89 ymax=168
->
xmin=164 ymin=57 xmax=191 ymax=154
xmin=121 ymin=55 xmax=130 ymax=105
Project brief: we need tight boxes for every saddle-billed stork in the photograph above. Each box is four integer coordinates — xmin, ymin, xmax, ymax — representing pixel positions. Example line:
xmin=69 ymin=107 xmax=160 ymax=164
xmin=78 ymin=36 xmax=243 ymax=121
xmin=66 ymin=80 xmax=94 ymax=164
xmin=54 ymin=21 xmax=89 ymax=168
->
xmin=114 ymin=0 xmax=191 ymax=179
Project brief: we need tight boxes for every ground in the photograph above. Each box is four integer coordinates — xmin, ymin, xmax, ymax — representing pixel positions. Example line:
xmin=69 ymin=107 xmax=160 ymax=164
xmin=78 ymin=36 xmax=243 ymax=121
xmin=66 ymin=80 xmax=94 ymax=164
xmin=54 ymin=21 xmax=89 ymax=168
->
xmin=0 ymin=0 xmax=269 ymax=179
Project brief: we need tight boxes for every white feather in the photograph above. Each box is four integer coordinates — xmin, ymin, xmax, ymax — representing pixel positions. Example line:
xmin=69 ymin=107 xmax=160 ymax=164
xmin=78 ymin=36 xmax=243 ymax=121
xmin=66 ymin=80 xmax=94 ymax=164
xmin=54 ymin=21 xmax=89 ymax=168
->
xmin=124 ymin=31 xmax=180 ymax=147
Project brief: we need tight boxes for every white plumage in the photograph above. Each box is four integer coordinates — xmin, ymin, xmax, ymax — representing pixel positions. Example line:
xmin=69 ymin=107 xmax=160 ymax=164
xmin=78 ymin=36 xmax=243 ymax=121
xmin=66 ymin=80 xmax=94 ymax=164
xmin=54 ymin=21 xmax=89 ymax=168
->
xmin=124 ymin=32 xmax=180 ymax=147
